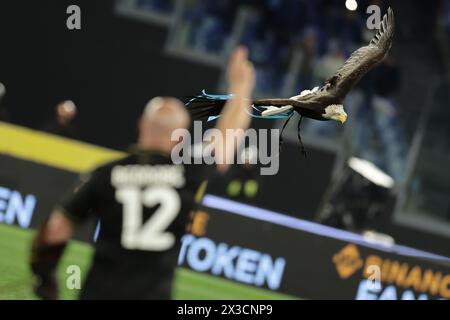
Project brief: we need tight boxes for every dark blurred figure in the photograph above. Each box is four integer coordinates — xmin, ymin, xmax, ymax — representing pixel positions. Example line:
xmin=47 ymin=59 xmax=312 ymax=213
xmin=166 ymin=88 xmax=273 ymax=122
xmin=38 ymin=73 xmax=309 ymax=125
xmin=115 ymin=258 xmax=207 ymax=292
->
xmin=318 ymin=157 xmax=396 ymax=233
xmin=42 ymin=100 xmax=79 ymax=139
xmin=0 ymin=82 xmax=9 ymax=121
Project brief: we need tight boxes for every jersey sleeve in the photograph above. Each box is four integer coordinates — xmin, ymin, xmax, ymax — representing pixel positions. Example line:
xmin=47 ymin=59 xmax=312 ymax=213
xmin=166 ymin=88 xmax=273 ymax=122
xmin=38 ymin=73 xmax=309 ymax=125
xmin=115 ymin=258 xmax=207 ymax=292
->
xmin=58 ymin=169 xmax=101 ymax=222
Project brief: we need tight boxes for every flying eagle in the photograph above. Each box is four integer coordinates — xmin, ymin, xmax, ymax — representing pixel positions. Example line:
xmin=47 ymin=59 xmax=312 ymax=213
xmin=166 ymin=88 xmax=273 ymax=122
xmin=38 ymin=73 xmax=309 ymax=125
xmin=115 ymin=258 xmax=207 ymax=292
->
xmin=185 ymin=8 xmax=395 ymax=151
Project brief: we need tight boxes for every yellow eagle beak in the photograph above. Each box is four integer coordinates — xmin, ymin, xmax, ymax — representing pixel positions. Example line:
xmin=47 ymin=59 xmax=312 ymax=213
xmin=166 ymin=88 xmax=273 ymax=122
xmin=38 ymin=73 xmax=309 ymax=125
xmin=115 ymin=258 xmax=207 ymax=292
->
xmin=339 ymin=114 xmax=347 ymax=124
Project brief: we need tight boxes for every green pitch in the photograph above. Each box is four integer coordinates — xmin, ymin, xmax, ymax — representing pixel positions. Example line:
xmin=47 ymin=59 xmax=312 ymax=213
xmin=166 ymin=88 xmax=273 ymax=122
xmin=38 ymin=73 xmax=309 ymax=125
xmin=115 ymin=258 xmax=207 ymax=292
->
xmin=0 ymin=224 xmax=296 ymax=300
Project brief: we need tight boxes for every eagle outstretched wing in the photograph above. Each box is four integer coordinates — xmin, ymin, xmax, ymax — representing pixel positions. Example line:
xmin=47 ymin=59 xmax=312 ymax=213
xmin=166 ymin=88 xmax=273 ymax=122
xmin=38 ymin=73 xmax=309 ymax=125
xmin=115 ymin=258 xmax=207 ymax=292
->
xmin=327 ymin=7 xmax=395 ymax=98
xmin=256 ymin=7 xmax=395 ymax=110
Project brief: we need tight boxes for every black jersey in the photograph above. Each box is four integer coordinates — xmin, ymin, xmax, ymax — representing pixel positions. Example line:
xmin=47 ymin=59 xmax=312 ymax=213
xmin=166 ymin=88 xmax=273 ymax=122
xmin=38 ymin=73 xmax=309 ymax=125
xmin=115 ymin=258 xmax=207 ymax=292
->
xmin=59 ymin=148 xmax=210 ymax=299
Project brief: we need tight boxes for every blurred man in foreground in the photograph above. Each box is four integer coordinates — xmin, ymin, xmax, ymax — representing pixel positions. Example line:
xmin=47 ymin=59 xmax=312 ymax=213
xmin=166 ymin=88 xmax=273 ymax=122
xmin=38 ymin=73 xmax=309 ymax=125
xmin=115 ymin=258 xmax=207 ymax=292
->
xmin=30 ymin=47 xmax=255 ymax=299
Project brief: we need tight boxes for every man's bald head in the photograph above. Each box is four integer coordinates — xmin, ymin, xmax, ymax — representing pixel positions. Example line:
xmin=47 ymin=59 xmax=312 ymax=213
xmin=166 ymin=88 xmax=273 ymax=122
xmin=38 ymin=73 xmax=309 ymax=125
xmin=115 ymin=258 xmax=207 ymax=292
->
xmin=138 ymin=97 xmax=190 ymax=151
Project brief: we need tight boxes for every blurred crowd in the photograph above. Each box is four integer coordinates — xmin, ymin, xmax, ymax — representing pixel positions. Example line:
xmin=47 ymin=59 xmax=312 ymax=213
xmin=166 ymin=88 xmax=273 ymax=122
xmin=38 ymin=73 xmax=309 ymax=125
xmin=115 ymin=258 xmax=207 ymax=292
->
xmin=137 ymin=0 xmax=383 ymax=90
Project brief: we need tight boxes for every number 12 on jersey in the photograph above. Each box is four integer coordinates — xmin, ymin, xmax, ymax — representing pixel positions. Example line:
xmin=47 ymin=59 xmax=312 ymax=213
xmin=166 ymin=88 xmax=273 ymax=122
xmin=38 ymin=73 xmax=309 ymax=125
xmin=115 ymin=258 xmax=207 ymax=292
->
xmin=116 ymin=186 xmax=181 ymax=251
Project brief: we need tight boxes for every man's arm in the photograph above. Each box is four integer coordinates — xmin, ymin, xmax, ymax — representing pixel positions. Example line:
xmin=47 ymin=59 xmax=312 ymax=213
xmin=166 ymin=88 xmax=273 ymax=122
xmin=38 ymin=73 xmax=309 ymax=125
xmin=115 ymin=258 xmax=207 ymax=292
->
xmin=30 ymin=170 xmax=97 ymax=299
xmin=30 ymin=211 xmax=73 ymax=300
xmin=214 ymin=47 xmax=255 ymax=173
xmin=40 ymin=210 xmax=74 ymax=244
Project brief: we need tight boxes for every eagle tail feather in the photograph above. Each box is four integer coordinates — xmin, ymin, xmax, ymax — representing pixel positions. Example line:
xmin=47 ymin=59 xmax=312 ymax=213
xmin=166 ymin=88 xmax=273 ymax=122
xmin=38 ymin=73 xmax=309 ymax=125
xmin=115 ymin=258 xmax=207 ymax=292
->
xmin=184 ymin=90 xmax=231 ymax=121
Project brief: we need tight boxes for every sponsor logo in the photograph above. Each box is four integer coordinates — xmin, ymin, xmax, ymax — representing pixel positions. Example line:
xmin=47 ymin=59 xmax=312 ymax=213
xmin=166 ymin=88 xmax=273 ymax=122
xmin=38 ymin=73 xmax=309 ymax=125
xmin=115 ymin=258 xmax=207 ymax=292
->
xmin=362 ymin=255 xmax=450 ymax=299
xmin=333 ymin=244 xmax=363 ymax=279
xmin=187 ymin=210 xmax=210 ymax=237
xmin=356 ymin=279 xmax=434 ymax=300
xmin=0 ymin=186 xmax=36 ymax=228
xmin=178 ymin=234 xmax=286 ymax=290
xmin=333 ymin=244 xmax=450 ymax=299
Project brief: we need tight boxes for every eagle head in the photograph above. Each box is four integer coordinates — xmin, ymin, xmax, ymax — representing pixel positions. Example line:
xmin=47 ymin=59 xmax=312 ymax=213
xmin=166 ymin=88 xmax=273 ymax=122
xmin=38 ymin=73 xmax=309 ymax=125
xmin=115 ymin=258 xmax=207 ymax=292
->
xmin=322 ymin=104 xmax=347 ymax=124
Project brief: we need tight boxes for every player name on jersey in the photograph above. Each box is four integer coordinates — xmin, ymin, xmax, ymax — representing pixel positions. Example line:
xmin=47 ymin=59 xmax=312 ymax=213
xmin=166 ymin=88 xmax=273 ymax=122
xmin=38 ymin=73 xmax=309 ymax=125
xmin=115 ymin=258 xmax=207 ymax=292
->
xmin=111 ymin=165 xmax=186 ymax=188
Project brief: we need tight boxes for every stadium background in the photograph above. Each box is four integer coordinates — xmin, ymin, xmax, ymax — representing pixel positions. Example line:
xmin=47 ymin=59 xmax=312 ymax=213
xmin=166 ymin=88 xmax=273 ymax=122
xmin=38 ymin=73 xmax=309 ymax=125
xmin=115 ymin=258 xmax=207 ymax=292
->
xmin=0 ymin=0 xmax=449 ymax=299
